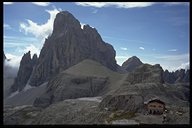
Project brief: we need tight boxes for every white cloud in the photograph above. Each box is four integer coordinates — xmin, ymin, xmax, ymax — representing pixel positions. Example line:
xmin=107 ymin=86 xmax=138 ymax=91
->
xmin=168 ymin=49 xmax=177 ymax=52
xmin=4 ymin=44 xmax=40 ymax=73
xmin=5 ymin=53 xmax=22 ymax=69
xmin=80 ymin=23 xmax=85 ymax=29
xmin=6 ymin=8 xmax=62 ymax=68
xmin=4 ymin=53 xmax=22 ymax=78
xmin=163 ymin=2 xmax=189 ymax=6
xmin=115 ymin=53 xmax=189 ymax=71
xmin=139 ymin=47 xmax=144 ymax=50
xmin=3 ymin=2 xmax=14 ymax=5
xmin=32 ymin=2 xmax=50 ymax=6
xmin=75 ymin=2 xmax=188 ymax=9
xmin=19 ymin=8 xmax=61 ymax=40
xmin=4 ymin=62 xmax=18 ymax=78
xmin=161 ymin=62 xmax=189 ymax=72
xmin=4 ymin=45 xmax=40 ymax=69
xmin=156 ymin=53 xmax=189 ymax=61
xmin=155 ymin=53 xmax=189 ymax=71
xmin=75 ymin=2 xmax=155 ymax=8
xmin=80 ymin=23 xmax=94 ymax=29
xmin=120 ymin=47 xmax=128 ymax=51
xmin=115 ymin=55 xmax=131 ymax=66
xmin=4 ymin=24 xmax=12 ymax=30
xmin=176 ymin=62 xmax=189 ymax=70
xmin=4 ymin=35 xmax=39 ymax=50
xmin=23 ymin=44 xmax=40 ymax=57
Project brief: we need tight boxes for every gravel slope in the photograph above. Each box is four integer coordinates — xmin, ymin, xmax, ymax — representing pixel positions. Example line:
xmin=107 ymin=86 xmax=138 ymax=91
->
xmin=4 ymin=82 xmax=48 ymax=107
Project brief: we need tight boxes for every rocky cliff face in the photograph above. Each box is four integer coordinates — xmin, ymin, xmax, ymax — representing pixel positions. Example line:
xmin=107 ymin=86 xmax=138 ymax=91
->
xmin=126 ymin=64 xmax=164 ymax=84
xmin=122 ymin=56 xmax=143 ymax=72
xmin=99 ymin=94 xmax=144 ymax=112
xmin=183 ymin=69 xmax=189 ymax=82
xmin=10 ymin=52 xmax=38 ymax=92
xmin=163 ymin=69 xmax=189 ymax=84
xmin=29 ymin=11 xmax=117 ymax=87
xmin=33 ymin=73 xmax=109 ymax=108
xmin=4 ymin=52 xmax=6 ymax=62
xmin=31 ymin=54 xmax=38 ymax=66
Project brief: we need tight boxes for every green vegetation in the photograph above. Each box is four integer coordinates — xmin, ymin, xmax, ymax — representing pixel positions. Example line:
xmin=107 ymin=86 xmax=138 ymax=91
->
xmin=106 ymin=111 xmax=136 ymax=123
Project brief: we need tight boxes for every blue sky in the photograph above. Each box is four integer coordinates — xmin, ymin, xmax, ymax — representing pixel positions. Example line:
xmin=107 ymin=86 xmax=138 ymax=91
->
xmin=3 ymin=2 xmax=189 ymax=71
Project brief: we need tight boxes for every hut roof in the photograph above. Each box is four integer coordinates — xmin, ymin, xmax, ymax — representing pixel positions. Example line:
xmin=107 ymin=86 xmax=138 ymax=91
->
xmin=144 ymin=98 xmax=165 ymax=105
xmin=148 ymin=99 xmax=165 ymax=105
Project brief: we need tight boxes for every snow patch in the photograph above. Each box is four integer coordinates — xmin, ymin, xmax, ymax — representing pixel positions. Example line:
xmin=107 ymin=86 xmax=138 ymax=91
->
xmin=23 ymin=81 xmax=48 ymax=92
xmin=80 ymin=23 xmax=85 ymax=29
xmin=13 ymin=105 xmax=31 ymax=110
xmin=77 ymin=96 xmax=102 ymax=102
xmin=40 ymin=82 xmax=48 ymax=87
xmin=7 ymin=91 xmax=19 ymax=99
xmin=80 ymin=23 xmax=95 ymax=30
xmin=23 ymin=84 xmax=34 ymax=91
xmin=111 ymin=119 xmax=139 ymax=124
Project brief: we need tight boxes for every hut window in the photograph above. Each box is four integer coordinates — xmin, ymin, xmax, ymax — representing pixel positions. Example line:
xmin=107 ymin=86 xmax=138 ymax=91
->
xmin=149 ymin=105 xmax=156 ymax=107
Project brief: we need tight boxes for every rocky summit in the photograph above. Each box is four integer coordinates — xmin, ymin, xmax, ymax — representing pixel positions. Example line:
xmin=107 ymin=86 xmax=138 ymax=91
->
xmin=122 ymin=56 xmax=143 ymax=72
xmin=29 ymin=11 xmax=117 ymax=87
xmin=163 ymin=69 xmax=189 ymax=84
xmin=10 ymin=51 xmax=38 ymax=93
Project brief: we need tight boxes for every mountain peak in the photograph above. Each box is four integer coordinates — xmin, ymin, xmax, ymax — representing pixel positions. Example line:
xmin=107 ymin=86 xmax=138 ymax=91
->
xmin=163 ymin=68 xmax=189 ymax=84
xmin=122 ymin=56 xmax=143 ymax=72
xmin=129 ymin=56 xmax=139 ymax=60
xmin=52 ymin=11 xmax=81 ymax=36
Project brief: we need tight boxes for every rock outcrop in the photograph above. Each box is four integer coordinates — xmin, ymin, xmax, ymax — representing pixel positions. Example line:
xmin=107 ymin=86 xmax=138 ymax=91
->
xmin=183 ymin=69 xmax=189 ymax=83
xmin=33 ymin=73 xmax=109 ymax=108
xmin=31 ymin=54 xmax=38 ymax=66
xmin=126 ymin=64 xmax=164 ymax=84
xmin=29 ymin=11 xmax=117 ymax=87
xmin=99 ymin=94 xmax=144 ymax=112
xmin=163 ymin=69 xmax=189 ymax=84
xmin=122 ymin=56 xmax=143 ymax=72
xmin=10 ymin=52 xmax=38 ymax=92
xmin=4 ymin=52 xmax=6 ymax=62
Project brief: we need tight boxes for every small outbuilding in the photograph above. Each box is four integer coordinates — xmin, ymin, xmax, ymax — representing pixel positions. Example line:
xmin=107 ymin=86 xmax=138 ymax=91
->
xmin=144 ymin=98 xmax=165 ymax=115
